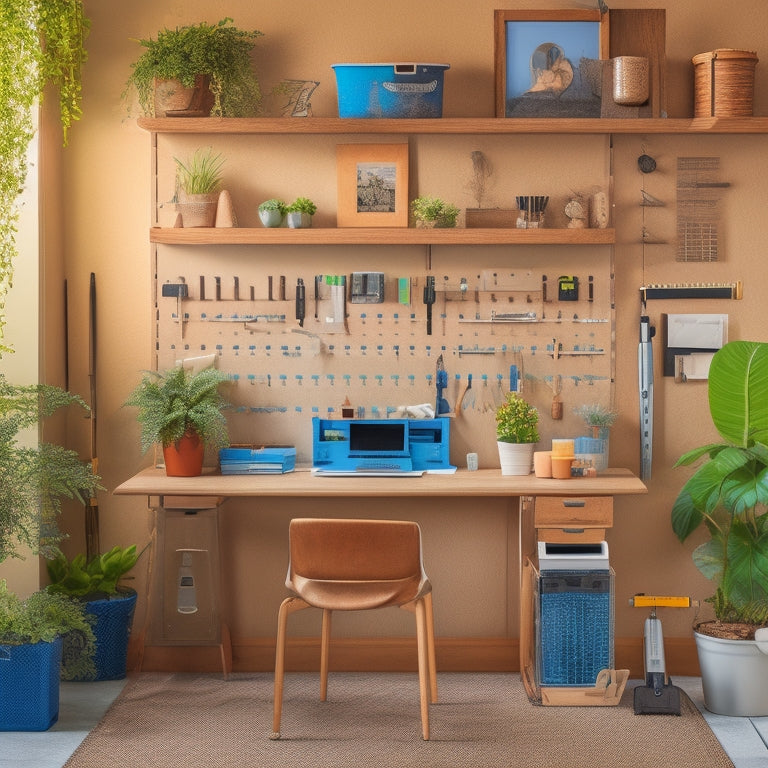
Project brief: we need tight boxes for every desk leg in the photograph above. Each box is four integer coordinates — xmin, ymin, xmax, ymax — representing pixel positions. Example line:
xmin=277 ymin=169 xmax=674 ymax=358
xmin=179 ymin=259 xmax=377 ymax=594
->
xmin=519 ymin=496 xmax=539 ymax=702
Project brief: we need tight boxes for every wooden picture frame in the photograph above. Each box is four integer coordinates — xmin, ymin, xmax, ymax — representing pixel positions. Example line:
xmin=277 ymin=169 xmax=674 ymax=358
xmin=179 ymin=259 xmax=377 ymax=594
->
xmin=336 ymin=144 xmax=409 ymax=228
xmin=494 ymin=9 xmax=610 ymax=118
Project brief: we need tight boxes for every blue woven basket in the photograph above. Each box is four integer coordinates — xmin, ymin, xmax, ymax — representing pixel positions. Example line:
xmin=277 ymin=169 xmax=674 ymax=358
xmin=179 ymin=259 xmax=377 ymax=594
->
xmin=0 ymin=638 xmax=62 ymax=731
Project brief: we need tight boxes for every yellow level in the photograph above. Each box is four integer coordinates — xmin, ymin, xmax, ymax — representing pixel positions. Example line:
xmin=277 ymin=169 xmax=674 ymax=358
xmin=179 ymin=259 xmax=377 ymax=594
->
xmin=630 ymin=595 xmax=691 ymax=608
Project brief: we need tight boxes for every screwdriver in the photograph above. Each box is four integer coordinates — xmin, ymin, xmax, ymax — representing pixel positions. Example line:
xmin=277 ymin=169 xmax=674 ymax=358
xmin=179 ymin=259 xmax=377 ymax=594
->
xmin=295 ymin=278 xmax=306 ymax=327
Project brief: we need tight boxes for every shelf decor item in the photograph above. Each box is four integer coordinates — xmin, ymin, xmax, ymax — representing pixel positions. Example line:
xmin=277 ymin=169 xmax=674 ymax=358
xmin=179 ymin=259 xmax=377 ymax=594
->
xmin=336 ymin=144 xmax=409 ymax=227
xmin=172 ymin=148 xmax=225 ymax=228
xmin=495 ymin=391 xmax=540 ymax=475
xmin=285 ymin=197 xmax=317 ymax=229
xmin=612 ymin=56 xmax=649 ymax=106
xmin=692 ymin=48 xmax=758 ymax=117
xmin=410 ymin=196 xmax=460 ymax=228
xmin=494 ymin=9 xmax=609 ymax=118
xmin=125 ymin=18 xmax=263 ymax=117
xmin=258 ymin=199 xmax=287 ymax=228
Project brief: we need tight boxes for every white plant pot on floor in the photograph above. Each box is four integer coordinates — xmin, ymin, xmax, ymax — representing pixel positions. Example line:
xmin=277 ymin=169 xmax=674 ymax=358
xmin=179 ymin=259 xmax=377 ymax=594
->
xmin=695 ymin=629 xmax=768 ymax=716
xmin=497 ymin=442 xmax=535 ymax=476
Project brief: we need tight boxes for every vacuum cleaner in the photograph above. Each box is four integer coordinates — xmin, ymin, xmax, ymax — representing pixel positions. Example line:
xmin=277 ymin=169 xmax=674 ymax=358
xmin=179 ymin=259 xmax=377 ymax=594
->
xmin=630 ymin=595 xmax=690 ymax=715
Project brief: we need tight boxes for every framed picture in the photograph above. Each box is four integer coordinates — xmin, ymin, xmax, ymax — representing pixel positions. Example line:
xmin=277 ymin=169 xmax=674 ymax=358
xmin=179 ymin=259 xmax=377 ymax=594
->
xmin=336 ymin=144 xmax=409 ymax=227
xmin=494 ymin=9 xmax=610 ymax=118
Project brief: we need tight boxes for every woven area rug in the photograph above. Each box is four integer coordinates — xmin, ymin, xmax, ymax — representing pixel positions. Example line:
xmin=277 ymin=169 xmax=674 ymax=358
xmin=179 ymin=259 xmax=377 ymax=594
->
xmin=64 ymin=672 xmax=734 ymax=768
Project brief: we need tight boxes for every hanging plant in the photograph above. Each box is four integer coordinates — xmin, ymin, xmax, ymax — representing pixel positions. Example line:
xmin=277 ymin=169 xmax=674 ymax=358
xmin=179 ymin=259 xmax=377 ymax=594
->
xmin=0 ymin=0 xmax=89 ymax=356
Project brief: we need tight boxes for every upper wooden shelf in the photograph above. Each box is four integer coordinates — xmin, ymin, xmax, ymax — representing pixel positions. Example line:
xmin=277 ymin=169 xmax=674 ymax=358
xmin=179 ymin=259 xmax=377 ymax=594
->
xmin=150 ymin=227 xmax=616 ymax=246
xmin=137 ymin=116 xmax=768 ymax=136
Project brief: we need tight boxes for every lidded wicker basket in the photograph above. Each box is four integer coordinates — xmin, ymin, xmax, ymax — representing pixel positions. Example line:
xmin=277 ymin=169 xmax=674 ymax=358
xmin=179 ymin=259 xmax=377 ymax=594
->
xmin=692 ymin=48 xmax=758 ymax=117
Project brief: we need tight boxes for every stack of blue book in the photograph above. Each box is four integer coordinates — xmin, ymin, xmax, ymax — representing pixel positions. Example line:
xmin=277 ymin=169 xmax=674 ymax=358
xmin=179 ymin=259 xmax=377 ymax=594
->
xmin=219 ymin=447 xmax=296 ymax=474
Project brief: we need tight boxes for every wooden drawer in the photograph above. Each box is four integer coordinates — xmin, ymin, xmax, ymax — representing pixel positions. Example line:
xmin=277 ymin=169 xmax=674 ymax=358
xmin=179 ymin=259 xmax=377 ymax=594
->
xmin=534 ymin=496 xmax=613 ymax=542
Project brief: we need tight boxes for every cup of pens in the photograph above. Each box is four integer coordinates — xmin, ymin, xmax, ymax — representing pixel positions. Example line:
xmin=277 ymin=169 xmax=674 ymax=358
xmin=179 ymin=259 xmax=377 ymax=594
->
xmin=515 ymin=195 xmax=549 ymax=229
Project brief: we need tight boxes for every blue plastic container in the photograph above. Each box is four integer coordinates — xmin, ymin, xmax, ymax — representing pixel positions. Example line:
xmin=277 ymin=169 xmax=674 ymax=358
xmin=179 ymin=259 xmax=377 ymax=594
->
xmin=85 ymin=589 xmax=137 ymax=681
xmin=332 ymin=63 xmax=449 ymax=118
xmin=0 ymin=638 xmax=62 ymax=731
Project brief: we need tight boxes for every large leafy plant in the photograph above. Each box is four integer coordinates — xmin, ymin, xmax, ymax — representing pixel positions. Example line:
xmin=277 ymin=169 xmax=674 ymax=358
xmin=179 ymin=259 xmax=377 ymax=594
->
xmin=0 ymin=0 xmax=89 ymax=355
xmin=672 ymin=341 xmax=768 ymax=625
xmin=124 ymin=366 xmax=230 ymax=452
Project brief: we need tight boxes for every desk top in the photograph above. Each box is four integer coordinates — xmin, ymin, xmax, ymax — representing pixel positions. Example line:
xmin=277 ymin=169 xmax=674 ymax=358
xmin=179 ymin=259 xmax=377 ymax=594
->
xmin=114 ymin=467 xmax=647 ymax=499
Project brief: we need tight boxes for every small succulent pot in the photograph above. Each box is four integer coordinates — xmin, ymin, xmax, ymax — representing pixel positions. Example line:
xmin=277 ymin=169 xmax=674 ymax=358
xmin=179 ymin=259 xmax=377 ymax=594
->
xmin=286 ymin=211 xmax=312 ymax=229
xmin=259 ymin=208 xmax=284 ymax=228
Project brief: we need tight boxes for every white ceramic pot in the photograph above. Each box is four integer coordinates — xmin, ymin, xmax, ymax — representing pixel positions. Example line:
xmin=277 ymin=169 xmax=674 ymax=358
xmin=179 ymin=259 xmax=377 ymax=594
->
xmin=695 ymin=629 xmax=768 ymax=716
xmin=497 ymin=441 xmax=535 ymax=476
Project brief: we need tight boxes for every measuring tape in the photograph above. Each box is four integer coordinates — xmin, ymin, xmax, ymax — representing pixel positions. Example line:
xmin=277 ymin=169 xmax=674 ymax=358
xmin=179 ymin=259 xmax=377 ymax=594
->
xmin=638 ymin=316 xmax=655 ymax=481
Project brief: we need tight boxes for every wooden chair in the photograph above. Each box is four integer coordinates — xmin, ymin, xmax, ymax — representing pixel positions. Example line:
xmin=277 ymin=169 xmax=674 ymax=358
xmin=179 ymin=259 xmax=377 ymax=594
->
xmin=271 ymin=517 xmax=437 ymax=740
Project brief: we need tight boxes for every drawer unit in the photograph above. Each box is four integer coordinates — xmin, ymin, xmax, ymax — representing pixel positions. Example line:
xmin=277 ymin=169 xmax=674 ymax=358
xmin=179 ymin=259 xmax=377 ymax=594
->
xmin=534 ymin=496 xmax=613 ymax=543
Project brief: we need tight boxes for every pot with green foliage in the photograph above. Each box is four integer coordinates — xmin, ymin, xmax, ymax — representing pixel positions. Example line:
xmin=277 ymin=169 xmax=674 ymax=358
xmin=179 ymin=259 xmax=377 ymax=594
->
xmin=0 ymin=375 xmax=100 ymax=730
xmin=47 ymin=545 xmax=145 ymax=681
xmin=672 ymin=340 xmax=768 ymax=716
xmin=124 ymin=17 xmax=263 ymax=118
xmin=411 ymin=196 xmax=460 ymax=228
xmin=574 ymin=403 xmax=617 ymax=472
xmin=173 ymin=148 xmax=225 ymax=227
xmin=0 ymin=0 xmax=89 ymax=353
xmin=495 ymin=392 xmax=539 ymax=475
xmin=286 ymin=197 xmax=317 ymax=228
xmin=258 ymin=198 xmax=287 ymax=228
xmin=124 ymin=366 xmax=230 ymax=477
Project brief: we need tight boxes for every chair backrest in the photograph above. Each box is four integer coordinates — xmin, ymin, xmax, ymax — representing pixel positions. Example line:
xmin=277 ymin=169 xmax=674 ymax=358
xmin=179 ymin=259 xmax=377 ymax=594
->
xmin=287 ymin=517 xmax=425 ymax=585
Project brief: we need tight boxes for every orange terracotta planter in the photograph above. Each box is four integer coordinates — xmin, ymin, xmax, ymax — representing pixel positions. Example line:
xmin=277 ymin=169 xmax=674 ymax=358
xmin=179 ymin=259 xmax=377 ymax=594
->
xmin=163 ymin=431 xmax=204 ymax=477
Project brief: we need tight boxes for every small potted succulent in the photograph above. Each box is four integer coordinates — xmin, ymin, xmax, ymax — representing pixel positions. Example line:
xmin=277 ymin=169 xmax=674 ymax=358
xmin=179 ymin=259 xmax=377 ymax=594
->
xmin=285 ymin=197 xmax=317 ymax=228
xmin=411 ymin=196 xmax=460 ymax=228
xmin=258 ymin=198 xmax=287 ymax=228
xmin=495 ymin=391 xmax=540 ymax=475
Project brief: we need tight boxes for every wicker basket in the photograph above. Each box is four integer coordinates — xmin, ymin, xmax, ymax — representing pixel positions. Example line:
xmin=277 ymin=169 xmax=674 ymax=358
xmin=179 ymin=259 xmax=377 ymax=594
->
xmin=693 ymin=49 xmax=758 ymax=117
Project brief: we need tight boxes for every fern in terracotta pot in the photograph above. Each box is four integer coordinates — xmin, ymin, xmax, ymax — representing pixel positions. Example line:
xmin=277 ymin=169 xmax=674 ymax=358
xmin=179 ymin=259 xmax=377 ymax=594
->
xmin=124 ymin=366 xmax=230 ymax=476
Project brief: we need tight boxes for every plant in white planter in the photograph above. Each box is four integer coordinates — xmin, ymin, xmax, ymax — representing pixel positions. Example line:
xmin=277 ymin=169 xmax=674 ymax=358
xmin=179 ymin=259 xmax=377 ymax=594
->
xmin=258 ymin=198 xmax=287 ymax=228
xmin=495 ymin=391 xmax=539 ymax=476
xmin=672 ymin=340 xmax=768 ymax=715
xmin=285 ymin=197 xmax=317 ymax=228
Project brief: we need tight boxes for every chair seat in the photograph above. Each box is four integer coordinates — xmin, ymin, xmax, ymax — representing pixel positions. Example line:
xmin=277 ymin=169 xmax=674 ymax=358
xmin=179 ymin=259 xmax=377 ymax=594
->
xmin=292 ymin=574 xmax=431 ymax=611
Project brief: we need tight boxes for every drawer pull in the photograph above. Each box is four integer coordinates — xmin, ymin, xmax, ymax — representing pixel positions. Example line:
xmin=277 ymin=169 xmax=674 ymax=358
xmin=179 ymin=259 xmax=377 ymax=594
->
xmin=563 ymin=499 xmax=586 ymax=507
xmin=562 ymin=528 xmax=585 ymax=534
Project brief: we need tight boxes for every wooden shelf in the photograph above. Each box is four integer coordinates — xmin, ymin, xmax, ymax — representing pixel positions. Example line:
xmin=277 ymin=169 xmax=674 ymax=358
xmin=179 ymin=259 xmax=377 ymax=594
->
xmin=149 ymin=226 xmax=616 ymax=246
xmin=138 ymin=116 xmax=768 ymax=136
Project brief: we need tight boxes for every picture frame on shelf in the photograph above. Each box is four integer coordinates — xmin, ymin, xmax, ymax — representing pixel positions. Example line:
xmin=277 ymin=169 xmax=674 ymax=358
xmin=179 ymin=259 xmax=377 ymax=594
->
xmin=336 ymin=143 xmax=409 ymax=227
xmin=494 ymin=9 xmax=610 ymax=118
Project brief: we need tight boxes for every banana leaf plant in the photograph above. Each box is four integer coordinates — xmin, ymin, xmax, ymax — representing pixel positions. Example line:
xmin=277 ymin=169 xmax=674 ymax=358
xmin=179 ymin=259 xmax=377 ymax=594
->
xmin=672 ymin=340 xmax=768 ymax=625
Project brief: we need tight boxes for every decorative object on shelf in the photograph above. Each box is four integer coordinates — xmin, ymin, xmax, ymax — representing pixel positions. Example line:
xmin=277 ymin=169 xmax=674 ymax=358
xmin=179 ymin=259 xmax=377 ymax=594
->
xmin=214 ymin=190 xmax=237 ymax=227
xmin=494 ymin=9 xmax=609 ymax=118
xmin=172 ymin=148 xmax=225 ymax=228
xmin=589 ymin=189 xmax=609 ymax=228
xmin=515 ymin=195 xmax=548 ymax=228
xmin=285 ymin=197 xmax=317 ymax=228
xmin=564 ymin=197 xmax=586 ymax=229
xmin=672 ymin=340 xmax=768 ymax=716
xmin=272 ymin=79 xmax=320 ymax=117
xmin=46 ymin=545 xmax=144 ymax=681
xmin=495 ymin=391 xmax=540 ymax=475
xmin=332 ymin=63 xmax=449 ymax=118
xmin=612 ymin=56 xmax=649 ymax=106
xmin=124 ymin=366 xmax=230 ymax=477
xmin=692 ymin=49 xmax=758 ymax=118
xmin=410 ymin=196 xmax=460 ymax=228
xmin=337 ymin=144 xmax=409 ymax=227
xmin=124 ymin=18 xmax=263 ymax=117
xmin=464 ymin=149 xmax=516 ymax=228
xmin=258 ymin=199 xmax=287 ymax=228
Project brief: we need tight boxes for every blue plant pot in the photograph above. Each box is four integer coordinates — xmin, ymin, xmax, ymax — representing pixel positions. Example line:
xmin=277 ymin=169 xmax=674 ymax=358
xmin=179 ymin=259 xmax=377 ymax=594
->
xmin=80 ymin=588 xmax=138 ymax=681
xmin=0 ymin=638 xmax=62 ymax=731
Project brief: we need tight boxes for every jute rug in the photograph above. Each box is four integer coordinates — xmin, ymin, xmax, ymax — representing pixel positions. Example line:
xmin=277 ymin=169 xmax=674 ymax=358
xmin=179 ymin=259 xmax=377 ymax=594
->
xmin=64 ymin=672 xmax=734 ymax=768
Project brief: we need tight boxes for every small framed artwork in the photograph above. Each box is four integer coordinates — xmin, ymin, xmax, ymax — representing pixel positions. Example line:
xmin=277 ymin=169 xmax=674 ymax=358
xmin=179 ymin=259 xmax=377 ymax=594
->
xmin=494 ymin=9 xmax=610 ymax=118
xmin=336 ymin=143 xmax=409 ymax=227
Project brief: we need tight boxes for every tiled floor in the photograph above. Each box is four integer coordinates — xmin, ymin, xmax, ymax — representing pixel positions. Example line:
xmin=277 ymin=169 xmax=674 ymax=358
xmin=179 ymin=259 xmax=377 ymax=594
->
xmin=2 ymin=677 xmax=767 ymax=768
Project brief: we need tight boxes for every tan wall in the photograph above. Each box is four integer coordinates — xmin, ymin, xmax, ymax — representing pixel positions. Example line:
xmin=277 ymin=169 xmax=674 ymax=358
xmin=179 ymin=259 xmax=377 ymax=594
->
xmin=13 ymin=0 xmax=767 ymax=665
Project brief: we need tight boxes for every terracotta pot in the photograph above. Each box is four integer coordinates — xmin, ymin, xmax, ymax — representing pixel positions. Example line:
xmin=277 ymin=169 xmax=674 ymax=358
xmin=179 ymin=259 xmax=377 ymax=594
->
xmin=153 ymin=75 xmax=215 ymax=117
xmin=163 ymin=431 xmax=205 ymax=477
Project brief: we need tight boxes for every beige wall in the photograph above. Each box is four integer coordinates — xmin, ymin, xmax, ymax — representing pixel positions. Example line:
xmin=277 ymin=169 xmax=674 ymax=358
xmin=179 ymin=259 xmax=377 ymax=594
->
xmin=6 ymin=0 xmax=768 ymax=663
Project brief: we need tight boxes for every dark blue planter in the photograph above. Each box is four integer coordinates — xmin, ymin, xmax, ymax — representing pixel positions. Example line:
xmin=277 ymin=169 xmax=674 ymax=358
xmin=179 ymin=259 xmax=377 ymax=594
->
xmin=0 ymin=638 xmax=62 ymax=731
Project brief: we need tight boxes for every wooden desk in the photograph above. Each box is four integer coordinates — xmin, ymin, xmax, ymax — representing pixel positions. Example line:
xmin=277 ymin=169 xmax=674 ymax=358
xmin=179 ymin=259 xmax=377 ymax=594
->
xmin=115 ymin=466 xmax=646 ymax=692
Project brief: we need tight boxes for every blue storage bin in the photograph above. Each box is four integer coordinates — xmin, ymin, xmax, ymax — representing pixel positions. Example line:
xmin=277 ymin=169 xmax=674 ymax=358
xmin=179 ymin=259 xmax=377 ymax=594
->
xmin=85 ymin=589 xmax=137 ymax=681
xmin=0 ymin=638 xmax=62 ymax=731
xmin=332 ymin=63 xmax=449 ymax=118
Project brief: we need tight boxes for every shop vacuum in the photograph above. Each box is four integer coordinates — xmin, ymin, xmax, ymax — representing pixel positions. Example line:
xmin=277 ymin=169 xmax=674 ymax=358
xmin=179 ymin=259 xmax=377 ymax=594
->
xmin=630 ymin=595 xmax=693 ymax=715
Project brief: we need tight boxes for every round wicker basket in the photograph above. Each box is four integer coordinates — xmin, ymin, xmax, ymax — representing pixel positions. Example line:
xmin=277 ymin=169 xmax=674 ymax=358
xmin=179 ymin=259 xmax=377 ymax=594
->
xmin=692 ymin=49 xmax=758 ymax=117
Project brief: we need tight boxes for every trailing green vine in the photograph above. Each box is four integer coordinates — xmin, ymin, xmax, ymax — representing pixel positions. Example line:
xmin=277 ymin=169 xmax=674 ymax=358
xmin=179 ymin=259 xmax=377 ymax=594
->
xmin=0 ymin=0 xmax=89 ymax=356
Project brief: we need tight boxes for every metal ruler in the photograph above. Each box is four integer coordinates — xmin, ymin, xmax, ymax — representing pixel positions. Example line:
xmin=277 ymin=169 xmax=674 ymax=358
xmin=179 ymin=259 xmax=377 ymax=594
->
xmin=638 ymin=316 xmax=655 ymax=481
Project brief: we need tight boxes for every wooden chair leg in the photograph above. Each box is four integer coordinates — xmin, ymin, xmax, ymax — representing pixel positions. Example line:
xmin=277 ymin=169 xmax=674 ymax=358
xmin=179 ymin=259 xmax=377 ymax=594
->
xmin=414 ymin=598 xmax=430 ymax=740
xmin=271 ymin=596 xmax=308 ymax=740
xmin=424 ymin=591 xmax=438 ymax=703
xmin=320 ymin=608 xmax=332 ymax=701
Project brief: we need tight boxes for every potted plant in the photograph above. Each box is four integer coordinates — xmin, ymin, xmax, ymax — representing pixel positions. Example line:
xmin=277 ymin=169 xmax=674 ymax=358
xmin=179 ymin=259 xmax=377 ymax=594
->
xmin=258 ymin=198 xmax=287 ymax=228
xmin=172 ymin=148 xmax=226 ymax=227
xmin=46 ymin=544 xmax=145 ymax=681
xmin=124 ymin=365 xmax=230 ymax=477
xmin=574 ymin=403 xmax=618 ymax=472
xmin=411 ymin=196 xmax=460 ymax=228
xmin=0 ymin=374 xmax=101 ymax=730
xmin=285 ymin=197 xmax=317 ymax=228
xmin=124 ymin=17 xmax=263 ymax=118
xmin=495 ymin=391 xmax=540 ymax=475
xmin=672 ymin=340 xmax=768 ymax=716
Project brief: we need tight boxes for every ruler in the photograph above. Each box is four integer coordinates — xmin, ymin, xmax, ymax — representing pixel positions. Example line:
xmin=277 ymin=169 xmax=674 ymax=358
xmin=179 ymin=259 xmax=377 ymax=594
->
xmin=639 ymin=281 xmax=742 ymax=301
xmin=638 ymin=316 xmax=655 ymax=481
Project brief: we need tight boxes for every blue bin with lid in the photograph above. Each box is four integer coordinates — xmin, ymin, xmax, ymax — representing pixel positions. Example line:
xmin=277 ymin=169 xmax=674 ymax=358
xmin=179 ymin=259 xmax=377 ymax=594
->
xmin=332 ymin=63 xmax=449 ymax=118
